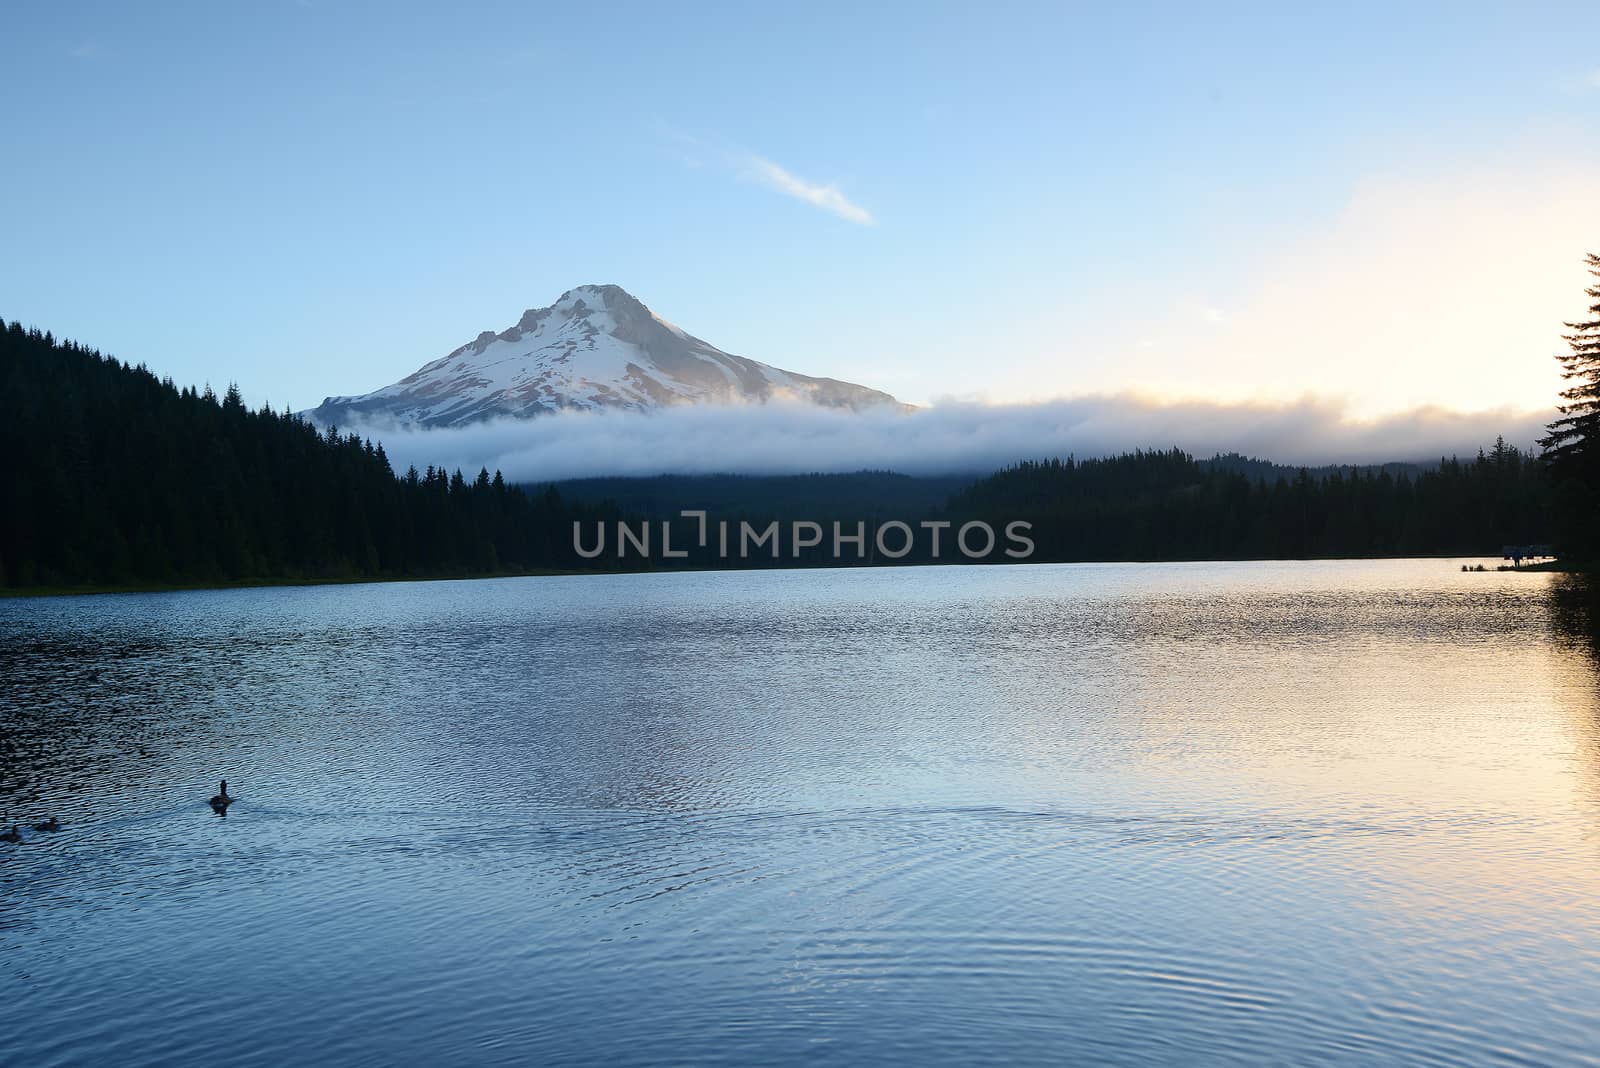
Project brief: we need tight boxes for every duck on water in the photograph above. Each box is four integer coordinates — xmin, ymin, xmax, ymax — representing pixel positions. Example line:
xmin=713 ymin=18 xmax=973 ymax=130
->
xmin=2 ymin=820 xmax=60 ymax=842
xmin=209 ymin=780 xmax=233 ymax=812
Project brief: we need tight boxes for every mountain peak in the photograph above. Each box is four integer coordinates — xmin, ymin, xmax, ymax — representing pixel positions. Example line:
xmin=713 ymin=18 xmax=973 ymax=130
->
xmin=307 ymin=286 xmax=902 ymax=428
xmin=556 ymin=282 xmax=632 ymax=304
xmin=509 ymin=283 xmax=651 ymax=338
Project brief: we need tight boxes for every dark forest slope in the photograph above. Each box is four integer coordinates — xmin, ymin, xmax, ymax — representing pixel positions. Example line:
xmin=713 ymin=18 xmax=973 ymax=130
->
xmin=0 ymin=321 xmax=616 ymax=589
xmin=948 ymin=447 xmax=1551 ymax=561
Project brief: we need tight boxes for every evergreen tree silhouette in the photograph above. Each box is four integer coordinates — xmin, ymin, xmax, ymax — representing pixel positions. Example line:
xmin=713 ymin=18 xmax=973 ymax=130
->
xmin=1538 ymin=253 xmax=1600 ymax=560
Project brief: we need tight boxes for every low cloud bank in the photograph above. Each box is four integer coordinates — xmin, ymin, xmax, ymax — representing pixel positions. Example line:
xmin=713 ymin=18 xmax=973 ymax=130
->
xmin=346 ymin=396 xmax=1555 ymax=483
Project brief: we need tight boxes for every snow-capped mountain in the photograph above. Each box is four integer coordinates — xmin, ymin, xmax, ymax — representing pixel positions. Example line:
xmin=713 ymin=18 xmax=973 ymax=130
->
xmin=304 ymin=284 xmax=902 ymax=428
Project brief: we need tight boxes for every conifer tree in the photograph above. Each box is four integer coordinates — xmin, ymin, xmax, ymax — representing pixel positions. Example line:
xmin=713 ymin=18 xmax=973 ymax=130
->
xmin=1539 ymin=253 xmax=1600 ymax=559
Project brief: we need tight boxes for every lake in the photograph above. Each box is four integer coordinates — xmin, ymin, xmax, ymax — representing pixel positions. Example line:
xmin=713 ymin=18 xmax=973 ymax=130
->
xmin=3 ymin=561 xmax=1599 ymax=1066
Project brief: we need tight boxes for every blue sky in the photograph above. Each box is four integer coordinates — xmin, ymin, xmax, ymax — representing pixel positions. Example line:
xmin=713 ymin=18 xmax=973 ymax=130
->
xmin=5 ymin=1 xmax=1598 ymax=416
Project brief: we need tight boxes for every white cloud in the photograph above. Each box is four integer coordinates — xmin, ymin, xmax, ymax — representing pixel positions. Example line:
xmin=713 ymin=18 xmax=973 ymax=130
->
xmin=350 ymin=395 xmax=1551 ymax=484
xmin=656 ymin=126 xmax=877 ymax=225
xmin=1176 ymin=299 xmax=1228 ymax=325
xmin=741 ymin=155 xmax=876 ymax=226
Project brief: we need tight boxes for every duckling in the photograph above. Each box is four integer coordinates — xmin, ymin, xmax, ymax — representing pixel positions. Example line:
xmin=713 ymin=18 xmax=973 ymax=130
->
xmin=209 ymin=780 xmax=232 ymax=811
xmin=33 ymin=818 xmax=61 ymax=833
xmin=0 ymin=826 xmax=20 ymax=844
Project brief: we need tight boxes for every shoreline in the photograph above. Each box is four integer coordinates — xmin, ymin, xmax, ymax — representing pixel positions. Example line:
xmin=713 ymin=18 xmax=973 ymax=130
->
xmin=3 ymin=555 xmax=1590 ymax=600
xmin=0 ymin=568 xmax=592 ymax=600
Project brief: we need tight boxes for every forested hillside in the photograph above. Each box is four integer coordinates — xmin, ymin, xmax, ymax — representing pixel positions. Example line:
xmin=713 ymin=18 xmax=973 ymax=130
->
xmin=948 ymin=446 xmax=1551 ymax=561
xmin=0 ymin=321 xmax=618 ymax=589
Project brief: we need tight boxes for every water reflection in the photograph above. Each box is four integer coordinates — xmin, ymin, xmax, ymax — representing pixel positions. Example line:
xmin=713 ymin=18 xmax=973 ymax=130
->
xmin=1551 ymin=573 xmax=1600 ymax=662
xmin=1548 ymin=574 xmax=1600 ymax=811
xmin=3 ymin=562 xmax=1600 ymax=1066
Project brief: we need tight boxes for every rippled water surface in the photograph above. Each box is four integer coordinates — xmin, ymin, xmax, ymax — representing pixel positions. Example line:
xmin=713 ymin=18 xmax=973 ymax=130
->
xmin=4 ymin=561 xmax=1600 ymax=1066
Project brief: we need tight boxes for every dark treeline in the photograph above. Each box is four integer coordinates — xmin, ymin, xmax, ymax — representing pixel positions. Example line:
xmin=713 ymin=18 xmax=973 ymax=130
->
xmin=1203 ymin=452 xmax=1435 ymax=484
xmin=550 ymin=443 xmax=1549 ymax=570
xmin=0 ymin=321 xmax=621 ymax=589
xmin=946 ymin=444 xmax=1550 ymax=561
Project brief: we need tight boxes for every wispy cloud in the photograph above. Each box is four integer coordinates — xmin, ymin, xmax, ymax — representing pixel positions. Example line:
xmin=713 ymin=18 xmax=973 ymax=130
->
xmin=1176 ymin=299 xmax=1228 ymax=326
xmin=740 ymin=155 xmax=876 ymax=226
xmin=655 ymin=125 xmax=877 ymax=225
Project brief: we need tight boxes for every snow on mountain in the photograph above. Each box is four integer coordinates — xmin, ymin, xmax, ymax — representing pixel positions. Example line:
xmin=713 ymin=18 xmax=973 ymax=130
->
xmin=304 ymin=284 xmax=903 ymax=428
